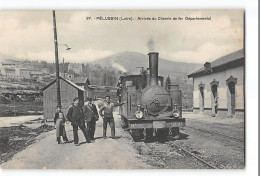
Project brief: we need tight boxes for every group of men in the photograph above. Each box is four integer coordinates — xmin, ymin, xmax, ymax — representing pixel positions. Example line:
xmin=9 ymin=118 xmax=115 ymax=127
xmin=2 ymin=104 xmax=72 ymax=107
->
xmin=54 ymin=96 xmax=126 ymax=146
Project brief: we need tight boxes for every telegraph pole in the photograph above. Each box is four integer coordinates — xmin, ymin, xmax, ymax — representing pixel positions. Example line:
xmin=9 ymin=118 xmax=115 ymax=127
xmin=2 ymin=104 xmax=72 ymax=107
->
xmin=53 ymin=10 xmax=61 ymax=107
xmin=63 ymin=57 xmax=65 ymax=78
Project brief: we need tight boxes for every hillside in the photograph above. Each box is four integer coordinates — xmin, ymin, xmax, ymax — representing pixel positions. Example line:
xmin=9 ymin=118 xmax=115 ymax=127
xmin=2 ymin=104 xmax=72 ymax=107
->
xmin=0 ymin=52 xmax=200 ymax=109
xmin=1 ymin=52 xmax=202 ymax=78
xmin=91 ymin=52 xmax=202 ymax=77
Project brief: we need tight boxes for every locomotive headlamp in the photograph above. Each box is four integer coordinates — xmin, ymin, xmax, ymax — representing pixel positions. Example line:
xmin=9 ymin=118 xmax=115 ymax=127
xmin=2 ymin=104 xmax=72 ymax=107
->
xmin=135 ymin=110 xmax=144 ymax=119
xmin=172 ymin=103 xmax=179 ymax=118
xmin=172 ymin=109 xmax=180 ymax=118
xmin=135 ymin=105 xmax=144 ymax=119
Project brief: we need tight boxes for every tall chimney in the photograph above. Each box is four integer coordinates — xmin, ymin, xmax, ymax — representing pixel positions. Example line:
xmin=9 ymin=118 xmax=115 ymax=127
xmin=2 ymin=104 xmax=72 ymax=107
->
xmin=148 ymin=52 xmax=159 ymax=86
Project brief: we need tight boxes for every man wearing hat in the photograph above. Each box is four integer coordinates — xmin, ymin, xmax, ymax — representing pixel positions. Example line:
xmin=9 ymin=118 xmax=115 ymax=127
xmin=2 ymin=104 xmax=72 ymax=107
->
xmin=116 ymin=84 xmax=123 ymax=103
xmin=83 ymin=97 xmax=99 ymax=141
xmin=54 ymin=106 xmax=69 ymax=144
xmin=66 ymin=97 xmax=91 ymax=146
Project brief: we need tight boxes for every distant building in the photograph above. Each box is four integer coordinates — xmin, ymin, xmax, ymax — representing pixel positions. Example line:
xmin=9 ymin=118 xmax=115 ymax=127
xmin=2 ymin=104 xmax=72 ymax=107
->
xmin=0 ymin=63 xmax=16 ymax=78
xmin=18 ymin=68 xmax=30 ymax=79
xmin=42 ymin=74 xmax=52 ymax=82
xmin=71 ymin=77 xmax=90 ymax=86
xmin=60 ymin=72 xmax=74 ymax=80
xmin=4 ymin=68 xmax=16 ymax=78
xmin=30 ymin=70 xmax=44 ymax=81
xmin=0 ymin=62 xmax=52 ymax=81
xmin=0 ymin=62 xmax=2 ymax=75
xmin=70 ymin=77 xmax=94 ymax=99
xmin=187 ymin=49 xmax=244 ymax=118
xmin=42 ymin=68 xmax=50 ymax=74
xmin=68 ymin=63 xmax=82 ymax=74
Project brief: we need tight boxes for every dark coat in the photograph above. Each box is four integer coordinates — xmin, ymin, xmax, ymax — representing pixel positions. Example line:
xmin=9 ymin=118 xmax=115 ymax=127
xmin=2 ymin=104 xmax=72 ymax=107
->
xmin=66 ymin=105 xmax=85 ymax=126
xmin=83 ymin=103 xmax=99 ymax=122
xmin=54 ymin=111 xmax=65 ymax=124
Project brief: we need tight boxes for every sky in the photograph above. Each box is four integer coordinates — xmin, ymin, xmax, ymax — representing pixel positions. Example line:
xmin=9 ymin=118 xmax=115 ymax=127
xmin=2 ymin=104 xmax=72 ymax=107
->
xmin=0 ymin=10 xmax=244 ymax=64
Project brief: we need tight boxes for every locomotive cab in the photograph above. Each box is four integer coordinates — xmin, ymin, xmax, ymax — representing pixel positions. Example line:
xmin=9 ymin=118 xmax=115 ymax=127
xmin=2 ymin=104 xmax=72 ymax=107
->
xmin=118 ymin=52 xmax=186 ymax=141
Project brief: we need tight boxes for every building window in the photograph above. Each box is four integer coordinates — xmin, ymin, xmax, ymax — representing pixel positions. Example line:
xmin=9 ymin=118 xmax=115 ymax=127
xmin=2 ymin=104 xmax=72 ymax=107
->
xmin=226 ymin=76 xmax=237 ymax=116
xmin=198 ymin=82 xmax=205 ymax=112
xmin=210 ymin=79 xmax=219 ymax=115
xmin=126 ymin=81 xmax=133 ymax=87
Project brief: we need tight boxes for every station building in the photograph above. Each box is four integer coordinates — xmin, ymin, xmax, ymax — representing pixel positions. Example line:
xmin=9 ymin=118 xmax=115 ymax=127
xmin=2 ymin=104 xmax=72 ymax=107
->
xmin=187 ymin=49 xmax=244 ymax=118
xmin=42 ymin=76 xmax=85 ymax=121
xmin=41 ymin=76 xmax=95 ymax=121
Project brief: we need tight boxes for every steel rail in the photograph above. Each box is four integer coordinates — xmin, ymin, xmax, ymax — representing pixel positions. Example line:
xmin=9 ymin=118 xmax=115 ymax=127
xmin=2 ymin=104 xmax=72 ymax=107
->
xmin=142 ymin=142 xmax=172 ymax=169
xmin=168 ymin=143 xmax=219 ymax=169
xmin=185 ymin=126 xmax=244 ymax=142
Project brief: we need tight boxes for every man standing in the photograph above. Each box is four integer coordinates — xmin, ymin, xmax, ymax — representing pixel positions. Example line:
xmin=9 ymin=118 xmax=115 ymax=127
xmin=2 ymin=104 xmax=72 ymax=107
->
xmin=54 ymin=106 xmax=69 ymax=144
xmin=66 ymin=97 xmax=91 ymax=146
xmin=214 ymin=96 xmax=218 ymax=114
xmin=83 ymin=98 xmax=99 ymax=141
xmin=116 ymin=84 xmax=123 ymax=103
xmin=99 ymin=96 xmax=126 ymax=139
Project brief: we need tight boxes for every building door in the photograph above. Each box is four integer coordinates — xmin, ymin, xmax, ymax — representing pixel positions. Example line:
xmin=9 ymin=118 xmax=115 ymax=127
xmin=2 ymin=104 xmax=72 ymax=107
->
xmin=211 ymin=85 xmax=218 ymax=114
xmin=228 ymin=82 xmax=236 ymax=115
xmin=199 ymin=87 xmax=204 ymax=112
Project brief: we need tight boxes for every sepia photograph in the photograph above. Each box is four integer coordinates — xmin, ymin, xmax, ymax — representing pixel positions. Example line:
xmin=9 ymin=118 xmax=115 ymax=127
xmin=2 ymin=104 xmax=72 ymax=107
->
xmin=0 ymin=10 xmax=245 ymax=169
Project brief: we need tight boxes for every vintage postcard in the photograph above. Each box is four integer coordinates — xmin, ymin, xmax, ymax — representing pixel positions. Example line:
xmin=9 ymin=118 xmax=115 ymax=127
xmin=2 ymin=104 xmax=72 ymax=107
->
xmin=0 ymin=10 xmax=244 ymax=169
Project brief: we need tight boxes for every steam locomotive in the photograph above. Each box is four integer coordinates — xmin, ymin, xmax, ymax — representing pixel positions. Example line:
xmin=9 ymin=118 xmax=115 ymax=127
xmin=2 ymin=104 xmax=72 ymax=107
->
xmin=118 ymin=52 xmax=186 ymax=141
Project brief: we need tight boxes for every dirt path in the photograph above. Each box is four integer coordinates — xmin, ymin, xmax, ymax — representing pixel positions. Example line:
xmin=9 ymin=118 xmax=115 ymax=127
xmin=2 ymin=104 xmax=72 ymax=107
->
xmin=1 ymin=114 xmax=153 ymax=169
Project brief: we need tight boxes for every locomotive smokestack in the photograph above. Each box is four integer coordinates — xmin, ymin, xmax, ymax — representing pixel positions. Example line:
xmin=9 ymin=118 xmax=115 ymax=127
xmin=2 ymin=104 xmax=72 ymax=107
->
xmin=148 ymin=52 xmax=159 ymax=86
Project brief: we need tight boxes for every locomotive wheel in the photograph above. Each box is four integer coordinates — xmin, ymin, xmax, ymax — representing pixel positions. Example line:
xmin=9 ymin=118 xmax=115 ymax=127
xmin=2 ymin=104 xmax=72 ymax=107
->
xmin=171 ymin=127 xmax=180 ymax=139
xmin=144 ymin=129 xmax=153 ymax=142
xmin=171 ymin=127 xmax=180 ymax=137
xmin=156 ymin=129 xmax=169 ymax=142
xmin=120 ymin=116 xmax=128 ymax=128
xmin=131 ymin=129 xmax=144 ymax=142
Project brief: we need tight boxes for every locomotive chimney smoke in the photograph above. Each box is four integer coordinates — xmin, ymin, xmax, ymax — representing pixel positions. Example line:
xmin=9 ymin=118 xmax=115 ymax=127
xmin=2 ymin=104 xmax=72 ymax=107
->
xmin=148 ymin=52 xmax=159 ymax=86
xmin=147 ymin=38 xmax=155 ymax=52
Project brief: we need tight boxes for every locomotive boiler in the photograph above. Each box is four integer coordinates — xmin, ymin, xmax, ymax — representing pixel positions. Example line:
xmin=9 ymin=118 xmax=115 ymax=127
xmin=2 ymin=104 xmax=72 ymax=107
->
xmin=118 ymin=52 xmax=186 ymax=141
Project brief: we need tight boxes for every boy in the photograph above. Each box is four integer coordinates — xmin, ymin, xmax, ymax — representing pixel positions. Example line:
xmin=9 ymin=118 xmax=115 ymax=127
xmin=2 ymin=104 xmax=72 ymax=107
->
xmin=54 ymin=106 xmax=69 ymax=144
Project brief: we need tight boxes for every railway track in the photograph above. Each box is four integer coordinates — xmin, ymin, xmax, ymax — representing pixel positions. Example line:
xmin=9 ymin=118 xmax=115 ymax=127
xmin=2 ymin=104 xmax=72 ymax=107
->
xmin=125 ymin=125 xmax=243 ymax=169
xmin=143 ymin=141 xmax=218 ymax=169
xmin=167 ymin=142 xmax=218 ymax=169
xmin=183 ymin=126 xmax=244 ymax=152
xmin=175 ymin=126 xmax=245 ymax=167
xmin=124 ymin=121 xmax=243 ymax=169
xmin=126 ymin=128 xmax=220 ymax=169
xmin=184 ymin=126 xmax=244 ymax=142
xmin=143 ymin=143 xmax=171 ymax=169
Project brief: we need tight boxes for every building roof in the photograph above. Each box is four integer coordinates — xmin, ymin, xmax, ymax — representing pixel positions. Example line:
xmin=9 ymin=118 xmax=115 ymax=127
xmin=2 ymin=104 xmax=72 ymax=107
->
xmin=41 ymin=76 xmax=85 ymax=92
xmin=70 ymin=77 xmax=90 ymax=84
xmin=187 ymin=49 xmax=244 ymax=78
xmin=20 ymin=68 xmax=29 ymax=71
xmin=4 ymin=68 xmax=15 ymax=71
xmin=88 ymin=85 xmax=117 ymax=90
